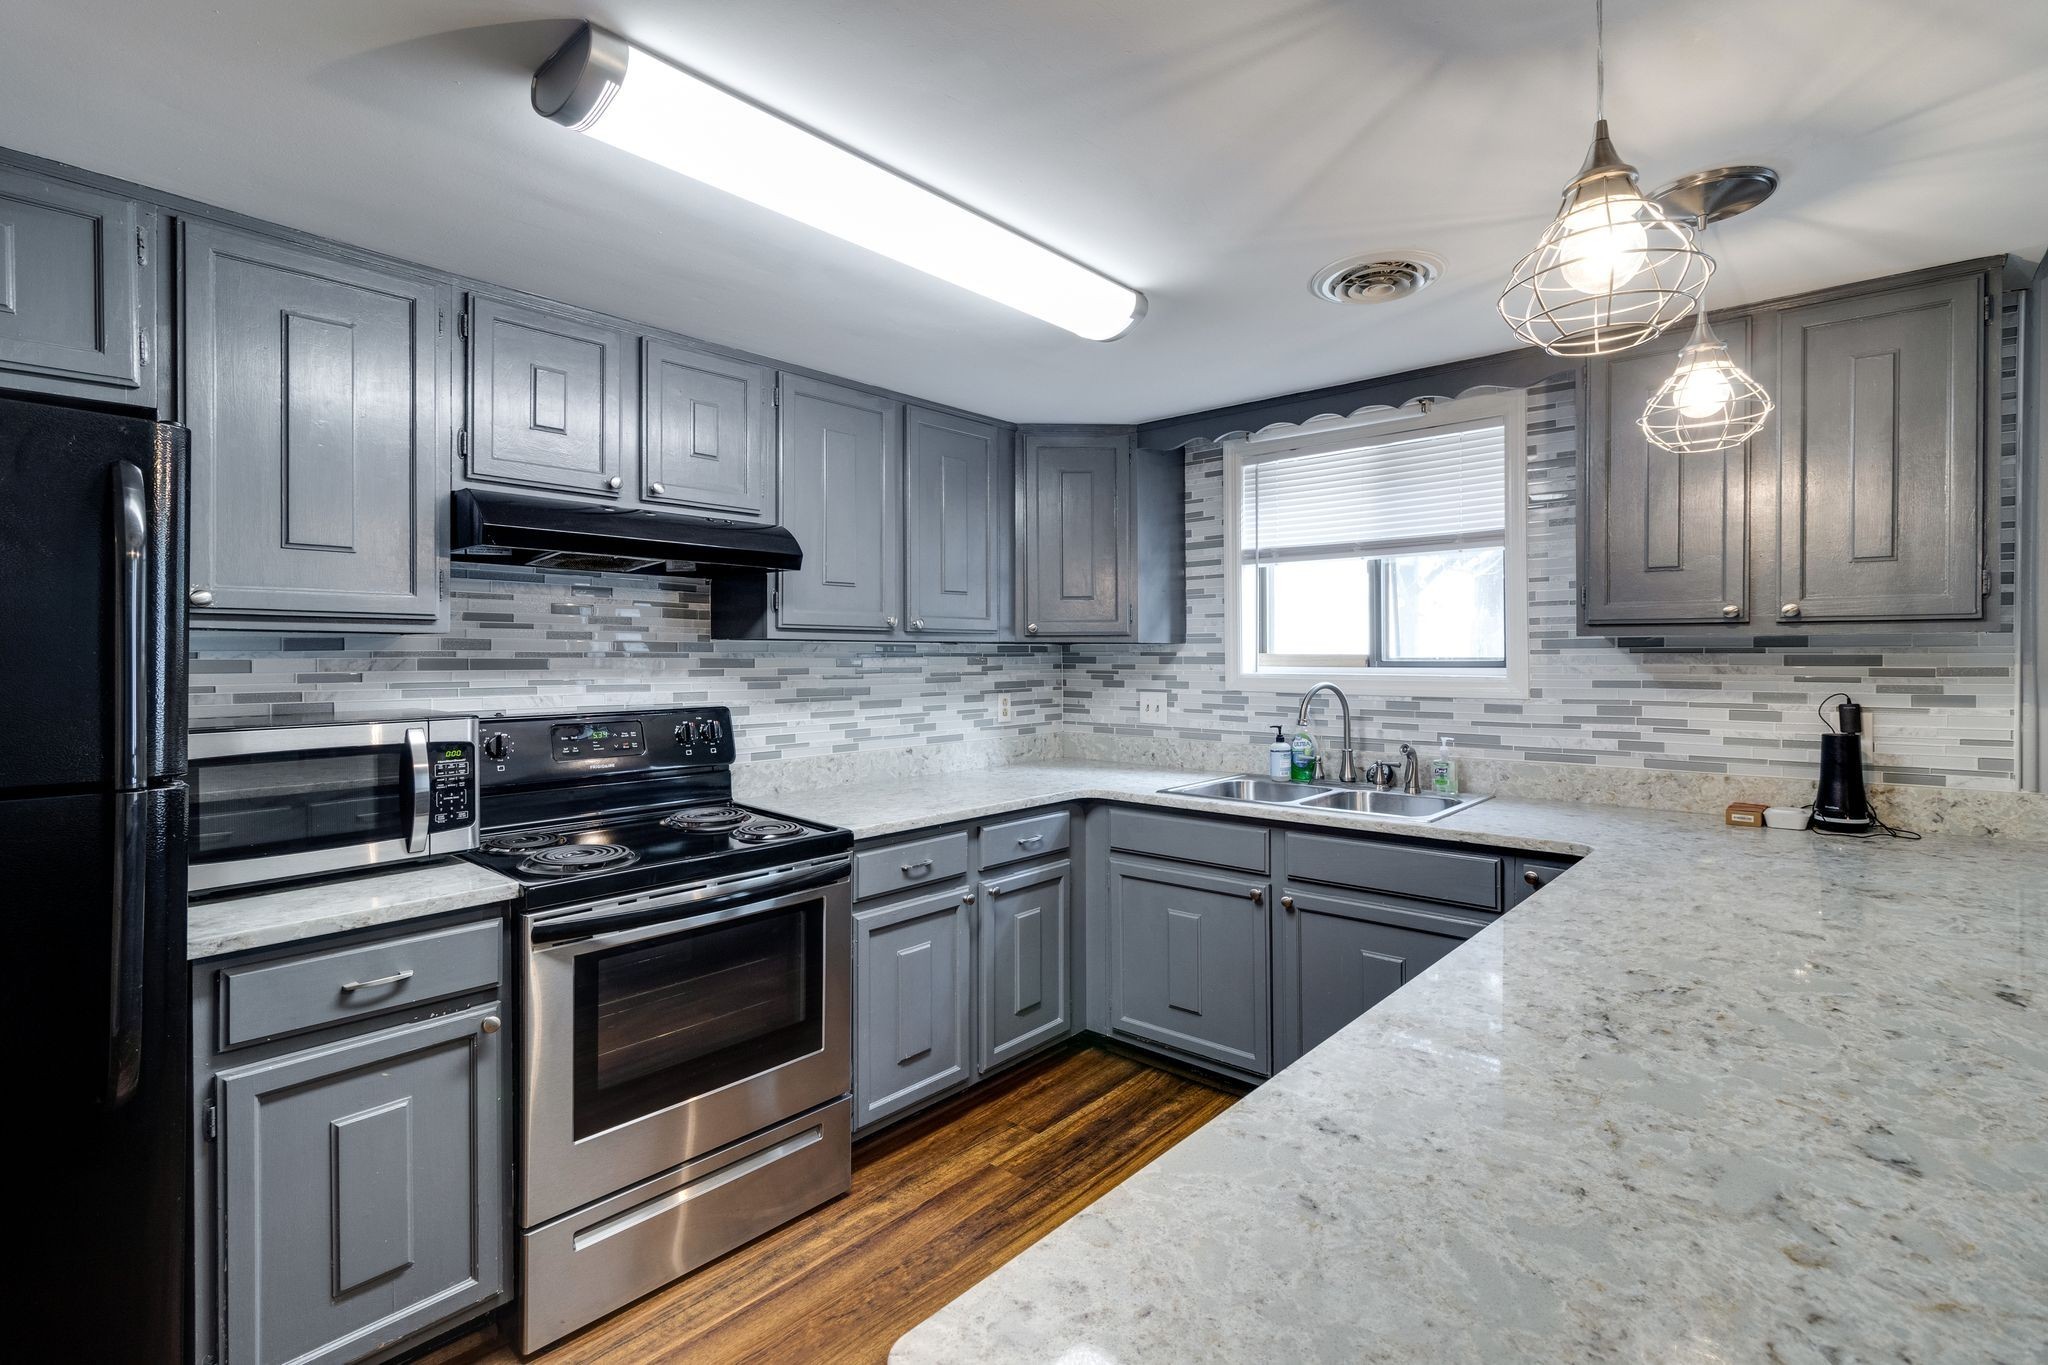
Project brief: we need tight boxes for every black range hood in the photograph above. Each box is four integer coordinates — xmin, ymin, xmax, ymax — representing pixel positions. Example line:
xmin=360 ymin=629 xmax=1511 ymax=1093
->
xmin=451 ymin=489 xmax=802 ymax=575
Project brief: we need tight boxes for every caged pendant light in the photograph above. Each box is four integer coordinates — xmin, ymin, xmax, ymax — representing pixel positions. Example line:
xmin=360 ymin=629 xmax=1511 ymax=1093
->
xmin=1638 ymin=304 xmax=1774 ymax=453
xmin=1498 ymin=0 xmax=1712 ymax=357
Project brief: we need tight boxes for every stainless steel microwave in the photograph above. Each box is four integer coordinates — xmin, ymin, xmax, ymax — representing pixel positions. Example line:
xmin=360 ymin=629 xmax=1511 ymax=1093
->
xmin=188 ymin=719 xmax=479 ymax=893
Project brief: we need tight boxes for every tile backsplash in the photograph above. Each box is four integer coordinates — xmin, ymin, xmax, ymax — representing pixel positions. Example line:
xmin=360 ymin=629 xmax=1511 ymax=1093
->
xmin=193 ymin=311 xmax=2025 ymax=795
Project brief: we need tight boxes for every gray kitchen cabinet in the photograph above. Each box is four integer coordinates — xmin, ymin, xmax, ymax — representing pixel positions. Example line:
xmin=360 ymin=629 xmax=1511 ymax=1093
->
xmin=1582 ymin=317 xmax=1753 ymax=627
xmin=462 ymin=293 xmax=627 ymax=499
xmin=1107 ymin=854 xmax=1270 ymax=1076
xmin=976 ymin=858 xmax=1072 ymax=1073
xmin=1017 ymin=429 xmax=1183 ymax=642
xmin=0 ymin=166 xmax=156 ymax=405
xmin=905 ymin=406 xmax=1004 ymax=635
xmin=775 ymin=373 xmax=904 ymax=632
xmin=640 ymin=338 xmax=776 ymax=519
xmin=853 ymin=884 xmax=974 ymax=1129
xmin=181 ymin=220 xmax=447 ymax=627
xmin=1773 ymin=273 xmax=1986 ymax=622
xmin=1271 ymin=884 xmax=1495 ymax=1069
xmin=215 ymin=1002 xmax=505 ymax=1365
xmin=1507 ymin=855 xmax=1575 ymax=906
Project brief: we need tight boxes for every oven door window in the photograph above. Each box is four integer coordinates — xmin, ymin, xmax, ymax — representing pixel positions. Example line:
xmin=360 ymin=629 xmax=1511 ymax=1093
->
xmin=189 ymin=747 xmax=406 ymax=866
xmin=572 ymin=897 xmax=823 ymax=1140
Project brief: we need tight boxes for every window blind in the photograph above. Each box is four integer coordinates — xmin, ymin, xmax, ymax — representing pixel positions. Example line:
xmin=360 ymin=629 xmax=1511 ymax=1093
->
xmin=1241 ymin=417 xmax=1508 ymax=565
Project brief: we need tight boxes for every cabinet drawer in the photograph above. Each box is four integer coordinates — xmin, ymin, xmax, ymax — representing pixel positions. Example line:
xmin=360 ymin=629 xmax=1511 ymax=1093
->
xmin=218 ymin=920 xmax=501 ymax=1047
xmin=853 ymin=831 xmax=969 ymax=901
xmin=1110 ymin=807 xmax=1268 ymax=872
xmin=1508 ymin=856 xmax=1576 ymax=906
xmin=1286 ymin=832 xmax=1501 ymax=910
xmin=978 ymin=810 xmax=1070 ymax=870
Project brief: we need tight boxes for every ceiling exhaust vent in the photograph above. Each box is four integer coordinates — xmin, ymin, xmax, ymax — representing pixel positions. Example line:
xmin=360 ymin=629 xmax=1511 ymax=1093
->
xmin=1310 ymin=252 xmax=1445 ymax=305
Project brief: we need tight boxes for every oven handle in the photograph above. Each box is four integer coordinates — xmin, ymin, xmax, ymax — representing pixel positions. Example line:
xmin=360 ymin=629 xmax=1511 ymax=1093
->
xmin=529 ymin=862 xmax=849 ymax=946
xmin=403 ymin=726 xmax=430 ymax=854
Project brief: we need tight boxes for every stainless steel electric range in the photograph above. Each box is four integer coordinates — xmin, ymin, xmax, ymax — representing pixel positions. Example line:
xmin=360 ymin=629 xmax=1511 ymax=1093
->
xmin=463 ymin=706 xmax=854 ymax=1353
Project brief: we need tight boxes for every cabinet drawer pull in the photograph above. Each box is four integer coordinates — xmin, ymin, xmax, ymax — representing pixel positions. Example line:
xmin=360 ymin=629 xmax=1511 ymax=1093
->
xmin=606 ymin=476 xmax=623 ymax=490
xmin=1523 ymin=869 xmax=1543 ymax=888
xmin=1248 ymin=887 xmax=1264 ymax=905
xmin=1720 ymin=604 xmax=1740 ymax=619
xmin=649 ymin=482 xmax=666 ymax=496
xmin=901 ymin=858 xmax=933 ymax=874
xmin=910 ymin=618 xmax=925 ymax=631
xmin=340 ymin=969 xmax=414 ymax=993
xmin=1025 ymin=622 xmax=1038 ymax=635
xmin=1280 ymin=895 xmax=1295 ymax=911
xmin=480 ymin=1014 xmax=502 ymax=1035
xmin=1017 ymin=833 xmax=1043 ymax=847
xmin=188 ymin=588 xmax=215 ymax=607
xmin=961 ymin=892 xmax=976 ymax=905
xmin=1781 ymin=602 xmax=1801 ymax=618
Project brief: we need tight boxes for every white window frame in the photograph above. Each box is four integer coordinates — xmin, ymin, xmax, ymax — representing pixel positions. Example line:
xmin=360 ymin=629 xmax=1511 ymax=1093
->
xmin=1221 ymin=391 xmax=1530 ymax=700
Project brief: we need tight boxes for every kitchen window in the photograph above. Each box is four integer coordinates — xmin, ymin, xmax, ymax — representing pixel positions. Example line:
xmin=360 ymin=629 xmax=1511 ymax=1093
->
xmin=1222 ymin=392 xmax=1528 ymax=697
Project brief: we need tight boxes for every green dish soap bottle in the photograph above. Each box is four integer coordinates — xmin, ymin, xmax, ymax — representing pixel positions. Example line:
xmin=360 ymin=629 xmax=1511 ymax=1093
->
xmin=1289 ymin=728 xmax=1319 ymax=782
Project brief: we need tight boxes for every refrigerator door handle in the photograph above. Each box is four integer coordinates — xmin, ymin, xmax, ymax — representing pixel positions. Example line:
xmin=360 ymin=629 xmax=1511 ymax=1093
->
xmin=405 ymin=726 xmax=431 ymax=854
xmin=105 ymin=790 xmax=148 ymax=1109
xmin=110 ymin=462 xmax=149 ymax=792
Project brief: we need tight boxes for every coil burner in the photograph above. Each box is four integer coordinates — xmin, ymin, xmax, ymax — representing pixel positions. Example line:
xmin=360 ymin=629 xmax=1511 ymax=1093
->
xmin=660 ymin=805 xmax=752 ymax=834
xmin=483 ymin=830 xmax=567 ymax=855
xmin=732 ymin=819 xmax=806 ymax=845
xmin=518 ymin=842 xmax=639 ymax=877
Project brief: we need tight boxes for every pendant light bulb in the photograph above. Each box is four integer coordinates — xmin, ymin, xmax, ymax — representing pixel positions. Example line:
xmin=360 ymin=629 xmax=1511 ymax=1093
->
xmin=1554 ymin=196 xmax=1651 ymax=295
xmin=1673 ymin=357 xmax=1736 ymax=419
xmin=1639 ymin=308 xmax=1774 ymax=454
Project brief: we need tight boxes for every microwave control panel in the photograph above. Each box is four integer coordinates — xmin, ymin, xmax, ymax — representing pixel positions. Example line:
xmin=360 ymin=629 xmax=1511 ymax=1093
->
xmin=430 ymin=742 xmax=477 ymax=830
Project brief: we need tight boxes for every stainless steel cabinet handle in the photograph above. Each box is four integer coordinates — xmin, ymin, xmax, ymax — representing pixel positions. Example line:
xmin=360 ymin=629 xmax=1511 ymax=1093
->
xmin=1018 ymin=833 xmax=1043 ymax=846
xmin=188 ymin=588 xmax=214 ymax=607
xmin=1248 ymin=887 xmax=1264 ymax=905
xmin=606 ymin=475 xmax=623 ymax=490
xmin=649 ymin=483 xmax=666 ymax=496
xmin=1781 ymin=602 xmax=1802 ymax=618
xmin=885 ymin=615 xmax=899 ymax=629
xmin=480 ymin=1014 xmax=502 ymax=1035
xmin=404 ymin=726 xmax=430 ymax=854
xmin=1025 ymin=622 xmax=1039 ymax=635
xmin=1280 ymin=894 xmax=1295 ymax=911
xmin=1523 ymin=869 xmax=1543 ymax=888
xmin=910 ymin=618 xmax=924 ymax=631
xmin=341 ymin=969 xmax=414 ymax=993
xmin=901 ymin=858 xmax=933 ymax=874
xmin=961 ymin=892 xmax=976 ymax=905
xmin=1721 ymin=604 xmax=1740 ymax=618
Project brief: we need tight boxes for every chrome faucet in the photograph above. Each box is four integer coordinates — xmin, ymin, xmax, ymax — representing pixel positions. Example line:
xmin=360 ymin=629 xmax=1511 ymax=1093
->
xmin=1295 ymin=683 xmax=1360 ymax=785
xmin=1398 ymin=743 xmax=1423 ymax=795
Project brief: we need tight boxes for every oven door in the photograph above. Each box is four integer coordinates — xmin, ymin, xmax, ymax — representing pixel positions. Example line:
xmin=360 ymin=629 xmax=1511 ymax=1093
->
xmin=521 ymin=859 xmax=852 ymax=1226
xmin=187 ymin=719 xmax=477 ymax=893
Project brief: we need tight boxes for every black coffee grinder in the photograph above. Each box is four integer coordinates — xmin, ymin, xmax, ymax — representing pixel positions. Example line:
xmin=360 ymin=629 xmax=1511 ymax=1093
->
xmin=1812 ymin=693 xmax=1877 ymax=835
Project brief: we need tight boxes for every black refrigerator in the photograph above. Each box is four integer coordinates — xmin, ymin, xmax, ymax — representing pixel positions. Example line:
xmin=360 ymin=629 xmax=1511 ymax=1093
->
xmin=0 ymin=393 xmax=190 ymax=1362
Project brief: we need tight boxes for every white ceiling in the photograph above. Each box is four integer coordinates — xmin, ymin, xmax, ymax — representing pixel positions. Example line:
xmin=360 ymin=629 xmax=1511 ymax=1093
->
xmin=5 ymin=1 xmax=2045 ymax=423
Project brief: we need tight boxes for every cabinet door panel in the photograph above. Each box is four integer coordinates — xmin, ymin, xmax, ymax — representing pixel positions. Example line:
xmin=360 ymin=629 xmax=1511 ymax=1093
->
xmin=1583 ymin=319 xmax=1750 ymax=625
xmin=464 ymin=295 xmax=624 ymax=497
xmin=0 ymin=168 xmax=150 ymax=396
xmin=1108 ymin=856 xmax=1269 ymax=1075
xmin=1776 ymin=275 xmax=1984 ymax=621
xmin=777 ymin=374 xmax=902 ymax=632
xmin=978 ymin=860 xmax=1071 ymax=1072
xmin=1274 ymin=886 xmax=1475 ymax=1067
xmin=1022 ymin=434 xmax=1131 ymax=637
xmin=854 ymin=887 xmax=971 ymax=1128
xmin=183 ymin=221 xmax=443 ymax=622
xmin=906 ymin=407 xmax=1001 ymax=635
xmin=217 ymin=1005 xmax=504 ymax=1365
xmin=642 ymin=340 xmax=775 ymax=519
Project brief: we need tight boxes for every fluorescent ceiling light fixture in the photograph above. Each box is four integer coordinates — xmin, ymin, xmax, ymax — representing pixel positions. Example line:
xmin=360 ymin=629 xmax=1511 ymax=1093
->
xmin=532 ymin=23 xmax=1146 ymax=341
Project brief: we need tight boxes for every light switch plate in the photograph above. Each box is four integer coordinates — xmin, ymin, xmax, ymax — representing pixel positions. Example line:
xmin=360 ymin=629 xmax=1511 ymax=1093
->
xmin=1137 ymin=689 xmax=1168 ymax=720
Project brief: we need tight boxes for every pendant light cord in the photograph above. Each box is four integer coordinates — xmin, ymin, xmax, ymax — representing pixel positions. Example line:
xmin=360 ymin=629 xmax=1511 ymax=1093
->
xmin=1594 ymin=0 xmax=1605 ymax=122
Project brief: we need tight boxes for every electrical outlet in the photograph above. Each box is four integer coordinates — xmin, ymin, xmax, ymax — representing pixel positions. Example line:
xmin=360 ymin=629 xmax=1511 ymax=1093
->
xmin=1137 ymin=689 xmax=1168 ymax=720
xmin=996 ymin=694 xmax=1014 ymax=722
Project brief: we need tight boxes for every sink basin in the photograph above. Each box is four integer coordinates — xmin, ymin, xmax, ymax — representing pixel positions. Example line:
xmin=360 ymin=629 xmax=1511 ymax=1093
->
xmin=1297 ymin=789 xmax=1489 ymax=822
xmin=1160 ymin=776 xmax=1333 ymax=804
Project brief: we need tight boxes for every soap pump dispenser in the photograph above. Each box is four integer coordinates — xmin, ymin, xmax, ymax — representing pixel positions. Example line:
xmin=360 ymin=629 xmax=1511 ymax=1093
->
xmin=1266 ymin=726 xmax=1291 ymax=780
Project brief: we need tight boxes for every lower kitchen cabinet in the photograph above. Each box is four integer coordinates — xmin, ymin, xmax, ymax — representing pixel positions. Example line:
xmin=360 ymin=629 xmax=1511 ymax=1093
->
xmin=215 ymin=1004 xmax=506 ymax=1365
xmin=853 ymin=885 xmax=975 ymax=1129
xmin=1271 ymin=885 xmax=1496 ymax=1069
xmin=1507 ymin=855 xmax=1575 ymax=906
xmin=1107 ymin=855 xmax=1271 ymax=1076
xmin=976 ymin=859 xmax=1072 ymax=1073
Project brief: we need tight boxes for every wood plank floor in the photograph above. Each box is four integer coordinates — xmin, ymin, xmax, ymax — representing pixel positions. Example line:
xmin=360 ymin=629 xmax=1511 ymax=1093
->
xmin=452 ymin=1043 xmax=1239 ymax=1365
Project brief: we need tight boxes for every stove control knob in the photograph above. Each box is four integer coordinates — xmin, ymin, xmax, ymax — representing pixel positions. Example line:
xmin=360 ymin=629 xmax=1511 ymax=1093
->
xmin=673 ymin=724 xmax=693 ymax=746
xmin=696 ymin=717 xmax=724 ymax=745
xmin=482 ymin=732 xmax=513 ymax=762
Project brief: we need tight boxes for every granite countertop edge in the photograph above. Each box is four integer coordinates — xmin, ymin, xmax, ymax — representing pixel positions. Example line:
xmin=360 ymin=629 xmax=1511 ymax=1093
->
xmin=187 ymin=859 xmax=523 ymax=960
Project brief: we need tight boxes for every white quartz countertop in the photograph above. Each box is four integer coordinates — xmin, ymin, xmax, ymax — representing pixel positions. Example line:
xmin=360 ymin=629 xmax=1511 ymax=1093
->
xmin=770 ymin=763 xmax=2048 ymax=1363
xmin=187 ymin=859 xmax=522 ymax=960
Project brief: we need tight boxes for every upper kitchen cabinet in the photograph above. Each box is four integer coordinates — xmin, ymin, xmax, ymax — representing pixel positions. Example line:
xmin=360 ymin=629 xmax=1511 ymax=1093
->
xmin=1017 ymin=429 xmax=1183 ymax=643
xmin=181 ymin=220 xmax=448 ymax=628
xmin=1582 ymin=318 xmax=1752 ymax=627
xmin=461 ymin=293 xmax=627 ymax=499
xmin=906 ymin=406 xmax=1005 ymax=636
xmin=0 ymin=165 xmax=157 ymax=408
xmin=641 ymin=338 xmax=776 ymax=520
xmin=774 ymin=373 xmax=904 ymax=632
xmin=1773 ymin=272 xmax=1986 ymax=623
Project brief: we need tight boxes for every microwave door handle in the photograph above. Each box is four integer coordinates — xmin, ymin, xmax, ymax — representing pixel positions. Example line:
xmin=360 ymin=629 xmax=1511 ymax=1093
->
xmin=105 ymin=791 xmax=148 ymax=1108
xmin=405 ymin=726 xmax=430 ymax=853
xmin=111 ymin=462 xmax=148 ymax=792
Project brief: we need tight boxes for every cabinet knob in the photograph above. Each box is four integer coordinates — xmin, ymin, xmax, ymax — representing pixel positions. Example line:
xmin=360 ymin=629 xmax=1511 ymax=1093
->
xmin=606 ymin=476 xmax=623 ymax=490
xmin=1781 ymin=602 xmax=1801 ymax=618
xmin=1026 ymin=623 xmax=1039 ymax=635
xmin=480 ymin=1015 xmax=502 ymax=1035
xmin=1523 ymin=869 xmax=1543 ymax=888
xmin=650 ymin=483 xmax=666 ymax=496
xmin=910 ymin=618 xmax=925 ymax=631
xmin=885 ymin=615 xmax=899 ymax=629
xmin=1720 ymin=604 xmax=1740 ymax=619
xmin=961 ymin=892 xmax=976 ymax=905
xmin=1280 ymin=894 xmax=1295 ymax=911
xmin=188 ymin=589 xmax=215 ymax=607
xmin=1248 ymin=887 xmax=1264 ymax=905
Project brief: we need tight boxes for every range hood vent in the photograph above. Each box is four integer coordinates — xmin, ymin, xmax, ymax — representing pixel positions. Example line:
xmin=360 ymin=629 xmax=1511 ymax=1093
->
xmin=451 ymin=490 xmax=802 ymax=575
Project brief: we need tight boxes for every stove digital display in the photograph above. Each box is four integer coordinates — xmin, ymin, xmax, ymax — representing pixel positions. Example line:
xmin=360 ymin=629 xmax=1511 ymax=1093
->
xmin=550 ymin=721 xmax=645 ymax=761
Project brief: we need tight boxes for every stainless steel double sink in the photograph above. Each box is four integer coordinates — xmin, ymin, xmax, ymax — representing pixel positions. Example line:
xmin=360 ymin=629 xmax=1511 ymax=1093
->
xmin=1159 ymin=776 xmax=1489 ymax=823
